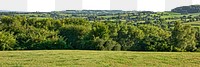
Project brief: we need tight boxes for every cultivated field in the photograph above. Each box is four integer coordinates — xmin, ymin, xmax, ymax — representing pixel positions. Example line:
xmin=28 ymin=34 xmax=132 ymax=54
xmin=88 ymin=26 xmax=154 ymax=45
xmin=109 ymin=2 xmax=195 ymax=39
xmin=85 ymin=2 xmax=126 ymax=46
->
xmin=184 ymin=21 xmax=200 ymax=27
xmin=0 ymin=50 xmax=200 ymax=67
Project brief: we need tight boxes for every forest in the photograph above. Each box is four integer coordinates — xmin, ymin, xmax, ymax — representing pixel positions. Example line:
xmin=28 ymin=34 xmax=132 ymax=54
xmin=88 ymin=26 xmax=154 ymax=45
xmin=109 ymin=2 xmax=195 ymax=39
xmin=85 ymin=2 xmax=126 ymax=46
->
xmin=1 ymin=5 xmax=200 ymax=52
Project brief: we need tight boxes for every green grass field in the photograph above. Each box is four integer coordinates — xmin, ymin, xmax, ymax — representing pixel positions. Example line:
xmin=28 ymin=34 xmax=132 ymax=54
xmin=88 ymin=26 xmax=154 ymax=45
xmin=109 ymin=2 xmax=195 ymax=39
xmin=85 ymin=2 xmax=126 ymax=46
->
xmin=184 ymin=21 xmax=200 ymax=27
xmin=0 ymin=50 xmax=200 ymax=67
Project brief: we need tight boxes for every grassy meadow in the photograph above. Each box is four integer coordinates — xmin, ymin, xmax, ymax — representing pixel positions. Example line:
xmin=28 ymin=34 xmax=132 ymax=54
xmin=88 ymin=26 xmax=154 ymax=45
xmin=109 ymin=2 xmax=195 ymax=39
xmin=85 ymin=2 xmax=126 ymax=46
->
xmin=184 ymin=21 xmax=200 ymax=27
xmin=0 ymin=50 xmax=200 ymax=67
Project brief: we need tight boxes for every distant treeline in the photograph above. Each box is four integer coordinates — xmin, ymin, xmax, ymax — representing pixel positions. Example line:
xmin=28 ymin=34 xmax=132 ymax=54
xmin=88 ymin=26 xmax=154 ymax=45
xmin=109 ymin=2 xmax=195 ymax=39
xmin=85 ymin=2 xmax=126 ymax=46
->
xmin=172 ymin=5 xmax=200 ymax=14
xmin=0 ymin=16 xmax=200 ymax=52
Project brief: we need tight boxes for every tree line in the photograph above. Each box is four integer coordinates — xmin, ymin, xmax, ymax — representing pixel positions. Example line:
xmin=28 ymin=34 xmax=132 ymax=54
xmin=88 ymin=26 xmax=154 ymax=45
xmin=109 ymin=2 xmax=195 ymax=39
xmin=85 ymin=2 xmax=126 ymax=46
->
xmin=172 ymin=5 xmax=200 ymax=14
xmin=0 ymin=16 xmax=200 ymax=52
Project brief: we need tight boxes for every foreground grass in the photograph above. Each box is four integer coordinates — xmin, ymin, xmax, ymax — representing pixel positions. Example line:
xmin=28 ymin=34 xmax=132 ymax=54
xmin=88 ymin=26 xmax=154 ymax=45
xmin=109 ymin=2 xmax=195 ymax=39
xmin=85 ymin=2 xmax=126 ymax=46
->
xmin=0 ymin=50 xmax=200 ymax=67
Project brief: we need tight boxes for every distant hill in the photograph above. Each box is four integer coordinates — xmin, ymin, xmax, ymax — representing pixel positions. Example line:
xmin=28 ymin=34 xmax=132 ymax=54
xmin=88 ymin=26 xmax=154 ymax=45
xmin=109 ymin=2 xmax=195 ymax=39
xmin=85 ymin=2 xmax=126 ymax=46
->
xmin=171 ymin=5 xmax=200 ymax=13
xmin=0 ymin=10 xmax=12 ymax=12
xmin=0 ymin=10 xmax=27 ymax=12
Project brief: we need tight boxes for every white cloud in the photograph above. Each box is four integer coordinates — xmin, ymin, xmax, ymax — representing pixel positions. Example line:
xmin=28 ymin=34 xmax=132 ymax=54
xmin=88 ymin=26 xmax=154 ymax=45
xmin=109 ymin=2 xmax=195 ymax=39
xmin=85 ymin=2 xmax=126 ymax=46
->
xmin=193 ymin=0 xmax=200 ymax=5
xmin=2 ymin=0 xmax=200 ymax=12
xmin=27 ymin=0 xmax=55 ymax=12
xmin=0 ymin=0 xmax=27 ymax=11
xmin=82 ymin=0 xmax=110 ymax=10
xmin=110 ymin=0 xmax=137 ymax=11
xmin=55 ymin=0 xmax=82 ymax=11
xmin=137 ymin=0 xmax=165 ymax=12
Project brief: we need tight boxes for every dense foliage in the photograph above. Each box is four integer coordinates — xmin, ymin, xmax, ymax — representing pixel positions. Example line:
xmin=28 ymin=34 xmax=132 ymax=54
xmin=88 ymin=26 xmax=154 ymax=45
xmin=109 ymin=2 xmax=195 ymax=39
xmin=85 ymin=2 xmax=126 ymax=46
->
xmin=0 ymin=15 xmax=200 ymax=52
xmin=1 ymin=8 xmax=200 ymax=52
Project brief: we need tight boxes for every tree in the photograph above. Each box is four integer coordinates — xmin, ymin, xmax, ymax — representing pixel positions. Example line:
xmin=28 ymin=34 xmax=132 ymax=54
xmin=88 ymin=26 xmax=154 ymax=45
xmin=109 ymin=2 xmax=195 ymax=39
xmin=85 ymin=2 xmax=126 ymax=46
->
xmin=136 ymin=25 xmax=171 ymax=51
xmin=0 ymin=31 xmax=16 ymax=50
xmin=171 ymin=22 xmax=197 ymax=51
xmin=80 ymin=22 xmax=122 ymax=50
xmin=59 ymin=25 xmax=91 ymax=49
xmin=115 ymin=23 xmax=144 ymax=51
xmin=195 ymin=27 xmax=200 ymax=50
xmin=0 ymin=16 xmax=13 ymax=25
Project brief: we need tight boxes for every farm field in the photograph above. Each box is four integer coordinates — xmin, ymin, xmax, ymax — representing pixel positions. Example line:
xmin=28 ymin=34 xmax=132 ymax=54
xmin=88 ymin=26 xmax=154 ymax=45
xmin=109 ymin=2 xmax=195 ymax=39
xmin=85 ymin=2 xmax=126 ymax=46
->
xmin=0 ymin=50 xmax=200 ymax=67
xmin=184 ymin=21 xmax=200 ymax=27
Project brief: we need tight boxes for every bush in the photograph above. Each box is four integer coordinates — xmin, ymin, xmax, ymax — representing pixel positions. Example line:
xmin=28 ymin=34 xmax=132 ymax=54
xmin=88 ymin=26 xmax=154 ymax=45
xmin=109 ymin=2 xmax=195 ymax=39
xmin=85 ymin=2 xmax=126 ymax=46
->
xmin=32 ymin=37 xmax=72 ymax=50
xmin=195 ymin=48 xmax=200 ymax=52
xmin=59 ymin=25 xmax=90 ymax=49
xmin=14 ymin=26 xmax=60 ymax=50
xmin=112 ymin=44 xmax=121 ymax=51
xmin=0 ymin=31 xmax=16 ymax=50
xmin=88 ymin=37 xmax=120 ymax=51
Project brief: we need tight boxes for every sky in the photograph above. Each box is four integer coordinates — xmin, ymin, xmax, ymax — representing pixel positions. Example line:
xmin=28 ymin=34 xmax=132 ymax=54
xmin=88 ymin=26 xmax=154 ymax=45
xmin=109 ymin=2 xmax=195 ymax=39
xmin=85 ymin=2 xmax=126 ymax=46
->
xmin=137 ymin=0 xmax=165 ymax=11
xmin=0 ymin=0 xmax=200 ymax=12
xmin=27 ymin=0 xmax=55 ymax=12
xmin=82 ymin=0 xmax=110 ymax=10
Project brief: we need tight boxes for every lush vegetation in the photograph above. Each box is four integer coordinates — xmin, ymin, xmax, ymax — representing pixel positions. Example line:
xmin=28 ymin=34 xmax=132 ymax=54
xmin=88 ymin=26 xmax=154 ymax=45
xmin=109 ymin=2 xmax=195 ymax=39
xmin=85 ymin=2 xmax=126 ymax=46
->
xmin=0 ymin=50 xmax=200 ymax=67
xmin=1 ymin=8 xmax=200 ymax=52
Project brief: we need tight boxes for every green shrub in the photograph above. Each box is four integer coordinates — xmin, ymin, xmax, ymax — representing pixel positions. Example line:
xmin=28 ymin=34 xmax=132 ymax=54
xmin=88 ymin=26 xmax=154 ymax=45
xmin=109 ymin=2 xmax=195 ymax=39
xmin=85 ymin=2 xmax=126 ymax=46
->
xmin=59 ymin=25 xmax=90 ymax=49
xmin=0 ymin=31 xmax=16 ymax=50
xmin=32 ymin=37 xmax=72 ymax=50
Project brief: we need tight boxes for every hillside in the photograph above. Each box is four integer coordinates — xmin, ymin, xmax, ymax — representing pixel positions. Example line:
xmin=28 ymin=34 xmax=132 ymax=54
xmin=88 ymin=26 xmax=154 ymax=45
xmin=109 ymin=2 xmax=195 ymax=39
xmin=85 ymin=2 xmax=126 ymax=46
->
xmin=171 ymin=5 xmax=200 ymax=13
